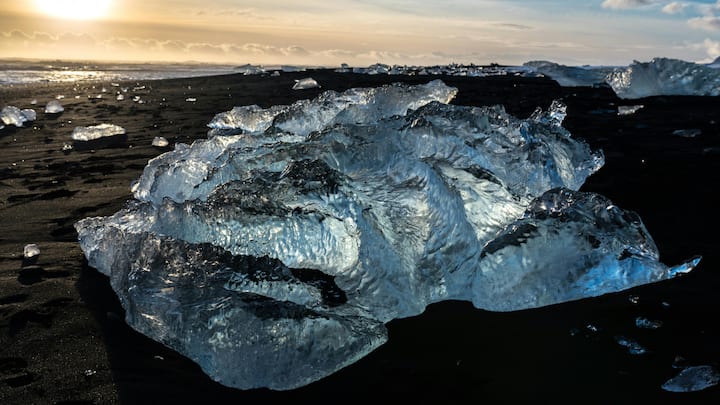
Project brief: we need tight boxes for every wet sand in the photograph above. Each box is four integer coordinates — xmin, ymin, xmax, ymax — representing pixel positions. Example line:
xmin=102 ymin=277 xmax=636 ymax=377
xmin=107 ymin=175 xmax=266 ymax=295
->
xmin=1 ymin=71 xmax=719 ymax=403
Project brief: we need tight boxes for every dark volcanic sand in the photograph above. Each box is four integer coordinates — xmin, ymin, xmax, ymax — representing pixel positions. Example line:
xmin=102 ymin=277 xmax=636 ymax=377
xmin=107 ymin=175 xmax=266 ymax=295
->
xmin=1 ymin=71 xmax=719 ymax=404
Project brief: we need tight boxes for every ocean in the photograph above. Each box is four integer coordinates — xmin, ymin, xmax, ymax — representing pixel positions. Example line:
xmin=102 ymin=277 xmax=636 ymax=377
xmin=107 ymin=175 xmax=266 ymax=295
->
xmin=0 ymin=59 xmax=239 ymax=86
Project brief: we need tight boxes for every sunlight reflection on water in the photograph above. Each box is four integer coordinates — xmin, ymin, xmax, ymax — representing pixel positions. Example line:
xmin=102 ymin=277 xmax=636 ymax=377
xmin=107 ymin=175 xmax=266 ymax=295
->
xmin=0 ymin=62 xmax=238 ymax=85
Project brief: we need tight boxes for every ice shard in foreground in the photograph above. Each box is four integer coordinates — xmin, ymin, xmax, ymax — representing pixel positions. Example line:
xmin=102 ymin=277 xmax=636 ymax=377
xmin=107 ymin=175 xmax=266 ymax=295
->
xmin=75 ymin=80 xmax=699 ymax=390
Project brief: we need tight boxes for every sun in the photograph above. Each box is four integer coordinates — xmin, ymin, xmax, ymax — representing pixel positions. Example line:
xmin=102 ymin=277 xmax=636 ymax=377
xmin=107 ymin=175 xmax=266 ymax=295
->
xmin=34 ymin=0 xmax=113 ymax=20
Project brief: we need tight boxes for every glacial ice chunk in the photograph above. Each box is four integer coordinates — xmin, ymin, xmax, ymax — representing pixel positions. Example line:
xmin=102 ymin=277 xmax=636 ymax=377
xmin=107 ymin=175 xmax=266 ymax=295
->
xmin=617 ymin=105 xmax=644 ymax=116
xmin=614 ymin=336 xmax=647 ymax=355
xmin=75 ymin=81 xmax=698 ymax=390
xmin=236 ymin=64 xmax=265 ymax=75
xmin=525 ymin=58 xmax=720 ymax=99
xmin=45 ymin=100 xmax=64 ymax=114
xmin=635 ymin=316 xmax=662 ymax=329
xmin=672 ymin=129 xmax=701 ymax=138
xmin=292 ymin=77 xmax=319 ymax=90
xmin=71 ymin=124 xmax=126 ymax=141
xmin=23 ymin=243 xmax=40 ymax=258
xmin=1 ymin=106 xmax=36 ymax=127
xmin=523 ymin=61 xmax=615 ymax=87
xmin=607 ymin=58 xmax=720 ymax=99
xmin=207 ymin=80 xmax=458 ymax=138
xmin=21 ymin=109 xmax=37 ymax=122
xmin=152 ymin=136 xmax=169 ymax=147
xmin=282 ymin=65 xmax=306 ymax=72
xmin=662 ymin=365 xmax=720 ymax=392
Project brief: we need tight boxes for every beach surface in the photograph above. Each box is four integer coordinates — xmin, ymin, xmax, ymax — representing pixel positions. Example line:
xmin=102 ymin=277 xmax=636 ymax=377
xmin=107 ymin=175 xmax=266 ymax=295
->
xmin=1 ymin=71 xmax=719 ymax=403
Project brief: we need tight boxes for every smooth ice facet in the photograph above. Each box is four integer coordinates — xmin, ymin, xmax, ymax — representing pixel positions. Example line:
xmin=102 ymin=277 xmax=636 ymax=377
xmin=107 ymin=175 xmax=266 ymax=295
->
xmin=75 ymin=80 xmax=697 ymax=391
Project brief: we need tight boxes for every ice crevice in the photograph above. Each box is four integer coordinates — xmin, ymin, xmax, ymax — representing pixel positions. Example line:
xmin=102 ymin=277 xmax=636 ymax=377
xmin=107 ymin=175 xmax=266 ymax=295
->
xmin=75 ymin=79 xmax=700 ymax=390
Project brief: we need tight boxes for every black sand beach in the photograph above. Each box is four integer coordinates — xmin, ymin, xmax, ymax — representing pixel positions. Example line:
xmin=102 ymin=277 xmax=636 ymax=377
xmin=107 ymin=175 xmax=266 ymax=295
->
xmin=1 ymin=71 xmax=719 ymax=403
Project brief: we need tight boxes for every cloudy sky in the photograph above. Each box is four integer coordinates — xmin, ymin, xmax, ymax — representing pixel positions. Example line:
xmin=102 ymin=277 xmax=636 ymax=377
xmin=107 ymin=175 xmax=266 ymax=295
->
xmin=1 ymin=0 xmax=720 ymax=66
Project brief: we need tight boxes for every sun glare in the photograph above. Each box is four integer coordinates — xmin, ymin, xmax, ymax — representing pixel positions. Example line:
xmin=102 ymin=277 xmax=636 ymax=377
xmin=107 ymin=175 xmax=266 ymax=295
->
xmin=34 ymin=0 xmax=113 ymax=20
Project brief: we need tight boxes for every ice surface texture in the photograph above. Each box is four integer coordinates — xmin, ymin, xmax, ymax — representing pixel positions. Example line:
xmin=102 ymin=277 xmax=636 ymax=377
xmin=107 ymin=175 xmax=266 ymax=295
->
xmin=75 ymin=80 xmax=698 ymax=390
xmin=525 ymin=58 xmax=720 ymax=99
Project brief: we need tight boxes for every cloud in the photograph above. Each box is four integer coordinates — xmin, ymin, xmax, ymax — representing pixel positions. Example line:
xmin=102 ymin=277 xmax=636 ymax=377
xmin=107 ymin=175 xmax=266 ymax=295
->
xmin=662 ymin=2 xmax=686 ymax=14
xmin=702 ymin=38 xmax=720 ymax=61
xmin=601 ymin=0 xmax=655 ymax=10
xmin=492 ymin=23 xmax=533 ymax=30
xmin=689 ymin=15 xmax=720 ymax=31
xmin=690 ymin=38 xmax=720 ymax=62
xmin=0 ymin=29 xmax=315 ymax=63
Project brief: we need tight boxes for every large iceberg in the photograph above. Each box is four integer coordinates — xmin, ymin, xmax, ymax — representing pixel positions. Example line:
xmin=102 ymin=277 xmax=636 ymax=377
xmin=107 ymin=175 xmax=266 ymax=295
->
xmin=524 ymin=58 xmax=720 ymax=99
xmin=75 ymin=80 xmax=698 ymax=390
xmin=523 ymin=61 xmax=614 ymax=87
xmin=607 ymin=58 xmax=720 ymax=99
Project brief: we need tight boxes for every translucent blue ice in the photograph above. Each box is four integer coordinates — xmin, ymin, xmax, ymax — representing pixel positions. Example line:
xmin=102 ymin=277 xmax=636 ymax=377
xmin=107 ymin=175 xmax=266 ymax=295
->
xmin=75 ymin=80 xmax=698 ymax=390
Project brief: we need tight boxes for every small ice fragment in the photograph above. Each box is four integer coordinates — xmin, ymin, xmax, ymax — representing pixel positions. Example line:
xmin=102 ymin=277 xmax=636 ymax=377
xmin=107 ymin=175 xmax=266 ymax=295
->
xmin=56 ymin=95 xmax=65 ymax=100
xmin=30 ymin=99 xmax=37 ymax=105
xmin=672 ymin=355 xmax=689 ymax=369
xmin=635 ymin=316 xmax=663 ymax=329
xmin=292 ymin=77 xmax=320 ymax=90
xmin=83 ymin=369 xmax=97 ymax=377
xmin=21 ymin=109 xmax=37 ymax=122
xmin=185 ymin=98 xmax=197 ymax=102
xmin=672 ymin=129 xmax=701 ymax=138
xmin=614 ymin=336 xmax=647 ymax=355
xmin=71 ymin=124 xmax=126 ymax=141
xmin=661 ymin=365 xmax=720 ymax=392
xmin=618 ymin=105 xmax=644 ymax=116
xmin=271 ymin=71 xmax=280 ymax=77
xmin=586 ymin=324 xmax=600 ymax=333
xmin=24 ymin=244 xmax=40 ymax=258
xmin=152 ymin=136 xmax=169 ymax=147
xmin=45 ymin=100 xmax=65 ymax=114
xmin=133 ymin=96 xmax=141 ymax=103
xmin=116 ymin=94 xmax=125 ymax=101
xmin=282 ymin=65 xmax=306 ymax=72
xmin=133 ymin=85 xmax=146 ymax=91
xmin=1 ymin=106 xmax=30 ymax=127
xmin=628 ymin=295 xmax=640 ymax=304
xmin=62 ymin=143 xmax=73 ymax=151
xmin=111 ymin=83 xmax=120 ymax=87
xmin=0 ymin=124 xmax=4 ymax=130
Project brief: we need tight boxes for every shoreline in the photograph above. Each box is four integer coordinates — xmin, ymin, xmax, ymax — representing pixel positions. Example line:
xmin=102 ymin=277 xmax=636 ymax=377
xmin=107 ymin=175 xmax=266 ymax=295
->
xmin=1 ymin=71 xmax=719 ymax=403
